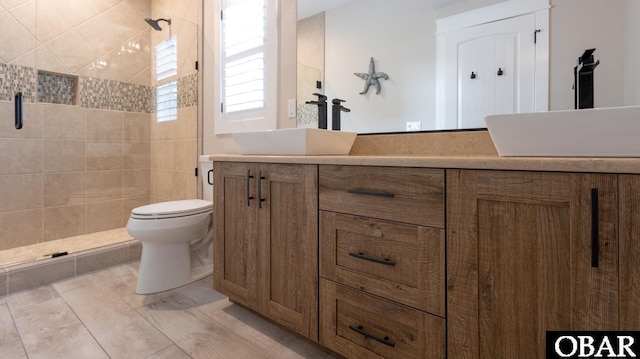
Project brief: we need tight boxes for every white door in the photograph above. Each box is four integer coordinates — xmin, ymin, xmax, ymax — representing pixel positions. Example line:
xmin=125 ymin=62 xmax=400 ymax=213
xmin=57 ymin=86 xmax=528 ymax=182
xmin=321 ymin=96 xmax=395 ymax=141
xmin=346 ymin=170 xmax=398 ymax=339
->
xmin=437 ymin=11 xmax=545 ymax=129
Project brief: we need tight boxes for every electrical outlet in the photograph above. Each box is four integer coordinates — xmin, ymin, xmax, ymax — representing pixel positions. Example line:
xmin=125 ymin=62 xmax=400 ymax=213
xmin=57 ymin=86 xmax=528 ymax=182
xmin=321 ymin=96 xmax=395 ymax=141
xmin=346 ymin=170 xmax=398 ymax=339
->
xmin=406 ymin=121 xmax=421 ymax=131
xmin=287 ymin=99 xmax=297 ymax=118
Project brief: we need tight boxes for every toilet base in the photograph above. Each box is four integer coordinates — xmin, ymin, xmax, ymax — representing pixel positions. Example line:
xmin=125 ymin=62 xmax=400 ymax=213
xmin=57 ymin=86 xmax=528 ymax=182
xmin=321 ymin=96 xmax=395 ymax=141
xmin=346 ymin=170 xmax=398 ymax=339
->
xmin=136 ymin=241 xmax=212 ymax=294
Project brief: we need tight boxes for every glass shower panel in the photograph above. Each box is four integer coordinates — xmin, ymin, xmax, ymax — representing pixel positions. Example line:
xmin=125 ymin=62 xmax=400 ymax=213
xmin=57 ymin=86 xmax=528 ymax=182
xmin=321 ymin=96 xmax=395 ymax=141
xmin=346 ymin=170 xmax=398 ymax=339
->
xmin=0 ymin=0 xmax=157 ymax=263
xmin=0 ymin=0 xmax=39 ymax=252
xmin=149 ymin=1 xmax=200 ymax=204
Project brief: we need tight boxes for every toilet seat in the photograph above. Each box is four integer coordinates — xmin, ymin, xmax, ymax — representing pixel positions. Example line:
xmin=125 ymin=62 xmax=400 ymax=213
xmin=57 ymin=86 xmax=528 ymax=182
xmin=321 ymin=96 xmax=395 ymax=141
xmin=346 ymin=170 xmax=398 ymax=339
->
xmin=131 ymin=199 xmax=213 ymax=220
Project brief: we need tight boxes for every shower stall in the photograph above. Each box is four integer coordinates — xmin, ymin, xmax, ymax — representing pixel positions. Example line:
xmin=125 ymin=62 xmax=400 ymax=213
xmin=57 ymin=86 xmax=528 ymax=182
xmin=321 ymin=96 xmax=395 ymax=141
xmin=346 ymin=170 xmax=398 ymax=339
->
xmin=0 ymin=0 xmax=201 ymax=270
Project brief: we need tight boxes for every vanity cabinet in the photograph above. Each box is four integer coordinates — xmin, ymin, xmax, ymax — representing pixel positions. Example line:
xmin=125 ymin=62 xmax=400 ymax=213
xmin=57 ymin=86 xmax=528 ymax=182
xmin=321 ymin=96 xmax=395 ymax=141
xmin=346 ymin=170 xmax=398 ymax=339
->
xmin=212 ymin=161 xmax=318 ymax=340
xmin=446 ymin=170 xmax=619 ymax=358
xmin=318 ymin=165 xmax=446 ymax=359
xmin=620 ymin=175 xmax=640 ymax=330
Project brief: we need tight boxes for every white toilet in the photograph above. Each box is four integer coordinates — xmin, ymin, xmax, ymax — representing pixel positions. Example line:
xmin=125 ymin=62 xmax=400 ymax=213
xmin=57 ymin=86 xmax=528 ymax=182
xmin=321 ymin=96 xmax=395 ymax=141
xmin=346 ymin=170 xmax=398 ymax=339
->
xmin=127 ymin=155 xmax=214 ymax=294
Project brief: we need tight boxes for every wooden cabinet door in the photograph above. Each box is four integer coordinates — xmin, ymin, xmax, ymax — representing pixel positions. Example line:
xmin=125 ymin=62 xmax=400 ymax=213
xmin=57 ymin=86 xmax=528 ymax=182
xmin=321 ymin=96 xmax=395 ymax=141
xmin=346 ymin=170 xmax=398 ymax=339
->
xmin=258 ymin=163 xmax=319 ymax=340
xmin=447 ymin=170 xmax=618 ymax=358
xmin=213 ymin=162 xmax=259 ymax=309
xmin=620 ymin=175 xmax=640 ymax=330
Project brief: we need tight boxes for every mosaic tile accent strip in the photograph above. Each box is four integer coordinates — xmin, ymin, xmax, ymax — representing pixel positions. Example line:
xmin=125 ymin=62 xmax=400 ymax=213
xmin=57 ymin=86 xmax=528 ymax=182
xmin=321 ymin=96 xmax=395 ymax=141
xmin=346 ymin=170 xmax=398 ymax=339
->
xmin=37 ymin=71 xmax=77 ymax=105
xmin=79 ymin=77 xmax=153 ymax=113
xmin=177 ymin=73 xmax=198 ymax=108
xmin=297 ymin=103 xmax=319 ymax=128
xmin=0 ymin=63 xmax=37 ymax=103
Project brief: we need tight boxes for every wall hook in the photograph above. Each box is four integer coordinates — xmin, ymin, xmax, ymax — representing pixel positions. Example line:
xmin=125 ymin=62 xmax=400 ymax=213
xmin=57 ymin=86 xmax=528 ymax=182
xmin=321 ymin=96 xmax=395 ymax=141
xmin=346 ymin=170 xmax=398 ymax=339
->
xmin=470 ymin=72 xmax=476 ymax=79
xmin=497 ymin=68 xmax=504 ymax=76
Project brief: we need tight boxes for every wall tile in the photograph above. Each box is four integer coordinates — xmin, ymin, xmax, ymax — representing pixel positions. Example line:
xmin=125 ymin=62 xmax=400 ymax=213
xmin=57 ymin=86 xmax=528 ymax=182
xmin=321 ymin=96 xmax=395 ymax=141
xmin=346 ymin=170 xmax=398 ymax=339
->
xmin=0 ymin=209 xmax=41 ymax=250
xmin=0 ymin=174 xmax=42 ymax=212
xmin=87 ymin=200 xmax=122 ymax=233
xmin=0 ymin=268 xmax=7 ymax=297
xmin=123 ymin=112 xmax=150 ymax=141
xmin=0 ymin=102 xmax=41 ymax=138
xmin=123 ymin=142 xmax=150 ymax=169
xmin=0 ymin=139 xmax=42 ymax=175
xmin=87 ymin=109 xmax=122 ymax=141
xmin=87 ymin=142 xmax=123 ymax=171
xmin=87 ymin=170 xmax=122 ymax=202
xmin=123 ymin=169 xmax=150 ymax=199
xmin=128 ymin=241 xmax=142 ymax=262
xmin=122 ymin=195 xmax=150 ymax=225
xmin=43 ymin=140 xmax=86 ymax=173
xmin=0 ymin=13 xmax=36 ymax=66
xmin=175 ymin=106 xmax=197 ymax=139
xmin=41 ymin=103 xmax=86 ymax=140
xmin=37 ymin=72 xmax=77 ymax=105
xmin=75 ymin=243 xmax=128 ymax=275
xmin=80 ymin=77 xmax=152 ymax=112
xmin=43 ymin=172 xmax=86 ymax=207
xmin=170 ymin=170 xmax=197 ymax=201
xmin=43 ymin=204 xmax=87 ymax=241
xmin=172 ymin=139 xmax=196 ymax=172
xmin=44 ymin=29 xmax=100 ymax=73
xmin=7 ymin=256 xmax=75 ymax=293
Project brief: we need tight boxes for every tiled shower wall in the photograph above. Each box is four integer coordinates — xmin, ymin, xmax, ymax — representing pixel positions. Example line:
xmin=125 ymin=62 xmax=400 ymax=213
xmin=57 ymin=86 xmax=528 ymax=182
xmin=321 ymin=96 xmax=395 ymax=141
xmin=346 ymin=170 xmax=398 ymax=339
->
xmin=0 ymin=94 xmax=152 ymax=251
xmin=0 ymin=0 xmax=201 ymax=251
xmin=149 ymin=0 xmax=201 ymax=204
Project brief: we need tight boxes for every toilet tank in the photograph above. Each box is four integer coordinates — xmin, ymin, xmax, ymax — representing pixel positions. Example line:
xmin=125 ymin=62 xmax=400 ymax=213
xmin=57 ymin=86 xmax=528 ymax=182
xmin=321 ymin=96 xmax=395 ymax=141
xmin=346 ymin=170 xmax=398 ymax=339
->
xmin=199 ymin=155 xmax=213 ymax=201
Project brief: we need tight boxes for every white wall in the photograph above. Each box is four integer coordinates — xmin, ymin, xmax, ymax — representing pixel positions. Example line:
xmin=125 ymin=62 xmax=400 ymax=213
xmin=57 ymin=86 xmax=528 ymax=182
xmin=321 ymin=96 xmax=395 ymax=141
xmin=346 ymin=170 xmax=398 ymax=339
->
xmin=624 ymin=0 xmax=640 ymax=105
xmin=549 ymin=0 xmax=625 ymax=110
xmin=323 ymin=0 xmax=504 ymax=132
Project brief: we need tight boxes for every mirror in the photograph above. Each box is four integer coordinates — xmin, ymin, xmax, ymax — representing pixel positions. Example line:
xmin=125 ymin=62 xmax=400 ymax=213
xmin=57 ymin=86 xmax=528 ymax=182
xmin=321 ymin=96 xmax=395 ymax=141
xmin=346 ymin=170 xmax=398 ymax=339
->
xmin=296 ymin=0 xmax=640 ymax=134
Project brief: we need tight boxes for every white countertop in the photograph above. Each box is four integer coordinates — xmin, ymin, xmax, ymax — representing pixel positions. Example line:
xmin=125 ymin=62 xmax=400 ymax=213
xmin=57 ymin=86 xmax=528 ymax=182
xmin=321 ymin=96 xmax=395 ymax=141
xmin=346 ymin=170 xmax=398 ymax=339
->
xmin=208 ymin=154 xmax=640 ymax=174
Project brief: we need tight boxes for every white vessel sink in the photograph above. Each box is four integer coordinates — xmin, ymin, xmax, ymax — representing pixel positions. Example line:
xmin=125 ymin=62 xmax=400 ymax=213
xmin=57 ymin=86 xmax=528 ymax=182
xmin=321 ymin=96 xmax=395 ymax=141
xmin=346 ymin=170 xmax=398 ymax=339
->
xmin=232 ymin=128 xmax=357 ymax=155
xmin=485 ymin=106 xmax=640 ymax=157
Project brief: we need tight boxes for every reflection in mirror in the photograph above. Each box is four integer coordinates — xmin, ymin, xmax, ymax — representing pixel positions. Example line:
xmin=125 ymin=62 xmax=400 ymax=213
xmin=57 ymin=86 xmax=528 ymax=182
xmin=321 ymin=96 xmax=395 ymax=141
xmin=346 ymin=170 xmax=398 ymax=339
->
xmin=296 ymin=0 xmax=640 ymax=134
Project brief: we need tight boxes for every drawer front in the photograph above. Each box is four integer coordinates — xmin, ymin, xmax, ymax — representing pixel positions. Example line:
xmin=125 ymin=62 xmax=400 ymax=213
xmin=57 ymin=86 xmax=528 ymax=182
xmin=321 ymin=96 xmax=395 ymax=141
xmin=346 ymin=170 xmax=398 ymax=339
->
xmin=319 ymin=165 xmax=444 ymax=227
xmin=320 ymin=279 xmax=445 ymax=359
xmin=320 ymin=211 xmax=445 ymax=316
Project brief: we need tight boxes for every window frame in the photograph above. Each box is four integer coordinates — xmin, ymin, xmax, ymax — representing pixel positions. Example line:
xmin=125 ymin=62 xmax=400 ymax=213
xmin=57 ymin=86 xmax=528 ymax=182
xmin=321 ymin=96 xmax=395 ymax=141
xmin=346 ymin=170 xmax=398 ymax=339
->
xmin=215 ymin=0 xmax=278 ymax=134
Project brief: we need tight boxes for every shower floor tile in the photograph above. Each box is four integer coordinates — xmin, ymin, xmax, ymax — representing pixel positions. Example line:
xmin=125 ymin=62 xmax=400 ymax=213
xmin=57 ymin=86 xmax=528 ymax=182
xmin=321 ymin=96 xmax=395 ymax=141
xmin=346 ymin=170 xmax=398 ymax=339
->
xmin=0 ymin=228 xmax=134 ymax=268
xmin=0 ymin=263 xmax=335 ymax=359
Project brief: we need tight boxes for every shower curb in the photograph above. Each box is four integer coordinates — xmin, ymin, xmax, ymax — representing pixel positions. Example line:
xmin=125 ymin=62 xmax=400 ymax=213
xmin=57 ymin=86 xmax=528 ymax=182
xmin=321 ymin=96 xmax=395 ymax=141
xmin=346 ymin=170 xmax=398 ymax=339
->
xmin=0 ymin=240 xmax=142 ymax=298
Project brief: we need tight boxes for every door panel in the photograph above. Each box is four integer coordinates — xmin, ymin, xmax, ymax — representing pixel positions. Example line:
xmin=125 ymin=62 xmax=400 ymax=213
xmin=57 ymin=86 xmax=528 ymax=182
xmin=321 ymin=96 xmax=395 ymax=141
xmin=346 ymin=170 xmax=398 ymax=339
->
xmin=259 ymin=163 xmax=318 ymax=340
xmin=447 ymin=170 xmax=618 ymax=358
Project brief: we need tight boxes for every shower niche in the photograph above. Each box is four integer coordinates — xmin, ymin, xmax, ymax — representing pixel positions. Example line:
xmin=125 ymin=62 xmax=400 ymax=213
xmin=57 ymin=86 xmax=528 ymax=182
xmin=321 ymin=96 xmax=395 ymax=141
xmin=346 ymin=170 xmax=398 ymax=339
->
xmin=37 ymin=70 xmax=79 ymax=106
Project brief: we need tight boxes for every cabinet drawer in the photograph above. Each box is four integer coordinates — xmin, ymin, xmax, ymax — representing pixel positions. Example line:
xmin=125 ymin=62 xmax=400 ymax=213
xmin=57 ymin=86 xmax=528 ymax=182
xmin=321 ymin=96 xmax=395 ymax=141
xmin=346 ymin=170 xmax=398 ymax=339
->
xmin=319 ymin=165 xmax=444 ymax=227
xmin=320 ymin=211 xmax=445 ymax=316
xmin=320 ymin=279 xmax=445 ymax=359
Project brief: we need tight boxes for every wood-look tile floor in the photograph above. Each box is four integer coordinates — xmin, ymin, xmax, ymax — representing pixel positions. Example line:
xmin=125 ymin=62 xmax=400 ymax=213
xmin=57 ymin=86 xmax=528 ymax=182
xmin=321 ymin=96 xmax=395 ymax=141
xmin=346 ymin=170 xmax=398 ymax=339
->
xmin=0 ymin=262 xmax=335 ymax=359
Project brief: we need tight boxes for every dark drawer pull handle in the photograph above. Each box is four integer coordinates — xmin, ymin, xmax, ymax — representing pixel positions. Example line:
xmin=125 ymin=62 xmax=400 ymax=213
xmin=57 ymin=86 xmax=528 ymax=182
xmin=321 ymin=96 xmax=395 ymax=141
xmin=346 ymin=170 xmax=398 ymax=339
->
xmin=348 ymin=252 xmax=396 ymax=266
xmin=207 ymin=169 xmax=213 ymax=186
xmin=591 ymin=188 xmax=599 ymax=268
xmin=347 ymin=189 xmax=394 ymax=198
xmin=246 ymin=169 xmax=254 ymax=206
xmin=258 ymin=171 xmax=266 ymax=208
xmin=348 ymin=325 xmax=396 ymax=348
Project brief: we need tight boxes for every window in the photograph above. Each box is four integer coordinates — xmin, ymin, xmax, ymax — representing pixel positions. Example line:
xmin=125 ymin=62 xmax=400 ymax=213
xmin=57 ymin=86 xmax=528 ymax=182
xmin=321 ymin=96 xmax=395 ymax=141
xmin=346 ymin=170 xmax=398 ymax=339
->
xmin=217 ymin=0 xmax=277 ymax=133
xmin=155 ymin=37 xmax=178 ymax=122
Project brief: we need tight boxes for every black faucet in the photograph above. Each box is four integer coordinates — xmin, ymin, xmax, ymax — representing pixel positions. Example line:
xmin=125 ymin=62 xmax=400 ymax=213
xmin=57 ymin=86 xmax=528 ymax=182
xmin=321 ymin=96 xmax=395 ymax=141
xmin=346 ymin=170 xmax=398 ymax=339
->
xmin=574 ymin=48 xmax=600 ymax=109
xmin=305 ymin=93 xmax=328 ymax=129
xmin=331 ymin=98 xmax=350 ymax=131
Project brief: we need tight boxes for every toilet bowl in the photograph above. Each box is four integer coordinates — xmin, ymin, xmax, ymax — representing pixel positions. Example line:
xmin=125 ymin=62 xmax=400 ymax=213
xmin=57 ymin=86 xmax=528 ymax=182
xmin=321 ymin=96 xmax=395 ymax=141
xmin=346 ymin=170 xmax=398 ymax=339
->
xmin=126 ymin=156 xmax=214 ymax=294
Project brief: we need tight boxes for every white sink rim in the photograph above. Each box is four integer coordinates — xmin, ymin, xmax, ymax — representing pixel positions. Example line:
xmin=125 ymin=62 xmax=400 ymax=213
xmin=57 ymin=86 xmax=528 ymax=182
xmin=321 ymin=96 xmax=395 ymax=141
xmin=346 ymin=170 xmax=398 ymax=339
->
xmin=485 ymin=105 xmax=640 ymax=157
xmin=232 ymin=128 xmax=357 ymax=155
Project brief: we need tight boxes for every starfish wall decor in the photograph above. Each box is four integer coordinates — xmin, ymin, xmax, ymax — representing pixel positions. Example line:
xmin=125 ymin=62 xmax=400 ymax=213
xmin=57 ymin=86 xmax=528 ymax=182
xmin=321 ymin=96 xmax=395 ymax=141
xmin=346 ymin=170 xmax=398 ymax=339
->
xmin=354 ymin=57 xmax=389 ymax=95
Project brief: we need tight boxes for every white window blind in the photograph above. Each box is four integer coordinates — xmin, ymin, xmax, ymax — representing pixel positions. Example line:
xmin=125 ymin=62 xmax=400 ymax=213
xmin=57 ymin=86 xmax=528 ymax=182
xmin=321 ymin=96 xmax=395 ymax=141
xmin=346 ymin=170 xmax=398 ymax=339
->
xmin=221 ymin=0 xmax=266 ymax=115
xmin=155 ymin=37 xmax=178 ymax=122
